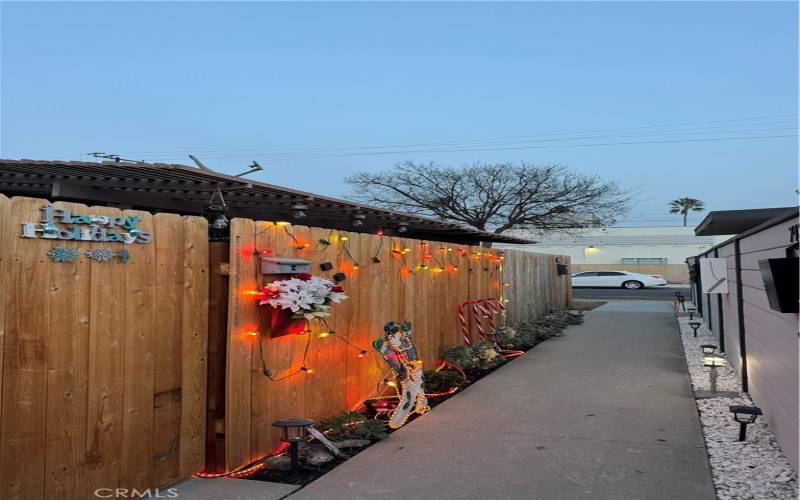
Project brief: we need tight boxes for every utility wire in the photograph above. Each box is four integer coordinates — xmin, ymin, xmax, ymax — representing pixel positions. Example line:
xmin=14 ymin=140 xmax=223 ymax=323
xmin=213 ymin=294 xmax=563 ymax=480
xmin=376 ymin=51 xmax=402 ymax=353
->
xmin=109 ymin=114 xmax=798 ymax=158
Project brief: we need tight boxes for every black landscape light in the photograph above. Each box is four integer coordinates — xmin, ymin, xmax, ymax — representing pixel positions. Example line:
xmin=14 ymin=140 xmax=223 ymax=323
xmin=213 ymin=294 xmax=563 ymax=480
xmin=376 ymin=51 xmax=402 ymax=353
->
xmin=700 ymin=344 xmax=717 ymax=355
xmin=333 ymin=272 xmax=347 ymax=282
xmin=703 ymin=353 xmax=726 ymax=393
xmin=291 ymin=204 xmax=309 ymax=219
xmin=319 ymin=262 xmax=333 ymax=271
xmin=397 ymin=222 xmax=409 ymax=234
xmin=689 ymin=321 xmax=702 ymax=337
xmin=351 ymin=214 xmax=366 ymax=227
xmin=687 ymin=307 xmax=697 ymax=320
xmin=272 ymin=418 xmax=314 ymax=472
xmin=484 ymin=330 xmax=504 ymax=345
xmin=729 ymin=405 xmax=762 ymax=441
xmin=676 ymin=294 xmax=686 ymax=311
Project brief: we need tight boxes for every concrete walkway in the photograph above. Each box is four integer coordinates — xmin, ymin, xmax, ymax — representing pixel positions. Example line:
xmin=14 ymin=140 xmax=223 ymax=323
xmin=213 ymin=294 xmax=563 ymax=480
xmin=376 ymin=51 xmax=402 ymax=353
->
xmin=288 ymin=301 xmax=716 ymax=500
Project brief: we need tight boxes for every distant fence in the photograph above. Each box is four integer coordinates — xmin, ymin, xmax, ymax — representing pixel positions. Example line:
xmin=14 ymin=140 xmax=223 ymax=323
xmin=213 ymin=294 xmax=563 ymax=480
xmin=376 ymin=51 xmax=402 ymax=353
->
xmin=0 ymin=195 xmax=208 ymax=499
xmin=504 ymin=250 xmax=572 ymax=324
xmin=217 ymin=218 xmax=571 ymax=472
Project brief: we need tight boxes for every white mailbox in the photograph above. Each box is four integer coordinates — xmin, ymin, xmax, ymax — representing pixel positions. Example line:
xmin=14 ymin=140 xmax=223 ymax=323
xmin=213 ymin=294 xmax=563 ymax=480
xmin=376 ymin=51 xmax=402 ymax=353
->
xmin=260 ymin=257 xmax=311 ymax=275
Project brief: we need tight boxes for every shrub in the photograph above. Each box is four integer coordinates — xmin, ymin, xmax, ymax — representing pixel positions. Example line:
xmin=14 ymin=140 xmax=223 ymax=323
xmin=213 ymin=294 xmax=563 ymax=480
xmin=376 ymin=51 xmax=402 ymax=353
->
xmin=471 ymin=341 xmax=504 ymax=370
xmin=498 ymin=325 xmax=536 ymax=350
xmin=442 ymin=341 xmax=505 ymax=372
xmin=442 ymin=345 xmax=479 ymax=371
xmin=318 ymin=411 xmax=389 ymax=441
xmin=423 ymin=370 xmax=465 ymax=393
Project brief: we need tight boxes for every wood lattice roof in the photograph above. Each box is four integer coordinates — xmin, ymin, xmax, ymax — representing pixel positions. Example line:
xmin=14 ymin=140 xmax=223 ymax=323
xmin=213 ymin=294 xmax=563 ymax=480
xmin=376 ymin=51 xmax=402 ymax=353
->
xmin=0 ymin=159 xmax=534 ymax=245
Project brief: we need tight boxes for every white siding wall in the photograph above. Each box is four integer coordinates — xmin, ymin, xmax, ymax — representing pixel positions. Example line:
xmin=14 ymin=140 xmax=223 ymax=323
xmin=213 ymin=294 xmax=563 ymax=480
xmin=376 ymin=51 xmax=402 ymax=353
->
xmin=703 ymin=220 xmax=798 ymax=472
xmin=738 ymin=219 xmax=798 ymax=472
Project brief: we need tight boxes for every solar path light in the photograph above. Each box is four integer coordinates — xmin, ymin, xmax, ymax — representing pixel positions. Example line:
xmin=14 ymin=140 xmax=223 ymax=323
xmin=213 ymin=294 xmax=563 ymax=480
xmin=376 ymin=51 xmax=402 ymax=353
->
xmin=272 ymin=418 xmax=314 ymax=473
xmin=729 ymin=405 xmax=762 ymax=441
xmin=687 ymin=307 xmax=697 ymax=320
xmin=700 ymin=344 xmax=717 ymax=355
xmin=703 ymin=354 xmax=726 ymax=393
xmin=689 ymin=321 xmax=702 ymax=337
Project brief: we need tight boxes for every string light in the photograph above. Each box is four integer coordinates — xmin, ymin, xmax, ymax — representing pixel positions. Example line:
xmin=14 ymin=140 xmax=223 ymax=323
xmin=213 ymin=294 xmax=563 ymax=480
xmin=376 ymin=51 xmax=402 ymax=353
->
xmin=340 ymin=235 xmax=349 ymax=241
xmin=275 ymin=221 xmax=291 ymax=226
xmin=318 ymin=332 xmax=330 ymax=338
xmin=357 ymin=351 xmax=367 ymax=358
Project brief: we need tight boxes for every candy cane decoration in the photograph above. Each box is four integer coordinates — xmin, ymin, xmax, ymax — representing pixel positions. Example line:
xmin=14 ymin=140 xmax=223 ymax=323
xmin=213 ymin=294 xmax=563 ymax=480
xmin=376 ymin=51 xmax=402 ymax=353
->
xmin=459 ymin=298 xmax=506 ymax=346
xmin=481 ymin=302 xmax=495 ymax=331
xmin=458 ymin=303 xmax=470 ymax=346
xmin=472 ymin=303 xmax=487 ymax=342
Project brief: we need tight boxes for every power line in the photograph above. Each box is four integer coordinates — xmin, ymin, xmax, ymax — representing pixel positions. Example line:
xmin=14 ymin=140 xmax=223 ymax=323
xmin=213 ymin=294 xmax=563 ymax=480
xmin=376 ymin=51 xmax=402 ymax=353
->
xmin=127 ymin=123 xmax=799 ymax=162
xmin=106 ymin=113 xmax=798 ymax=159
xmin=145 ymin=133 xmax=798 ymax=163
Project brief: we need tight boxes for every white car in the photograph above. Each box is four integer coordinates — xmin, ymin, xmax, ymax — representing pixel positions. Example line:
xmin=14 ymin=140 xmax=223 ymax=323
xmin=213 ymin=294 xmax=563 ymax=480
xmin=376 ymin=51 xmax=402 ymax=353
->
xmin=571 ymin=271 xmax=667 ymax=289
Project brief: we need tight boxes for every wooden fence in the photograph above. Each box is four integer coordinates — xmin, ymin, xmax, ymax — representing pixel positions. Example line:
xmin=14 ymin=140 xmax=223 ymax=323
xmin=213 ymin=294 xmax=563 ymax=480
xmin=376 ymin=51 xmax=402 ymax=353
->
xmin=504 ymin=250 xmax=572 ymax=324
xmin=217 ymin=218 xmax=570 ymax=472
xmin=0 ymin=195 xmax=571 ymax=494
xmin=0 ymin=195 xmax=209 ymax=499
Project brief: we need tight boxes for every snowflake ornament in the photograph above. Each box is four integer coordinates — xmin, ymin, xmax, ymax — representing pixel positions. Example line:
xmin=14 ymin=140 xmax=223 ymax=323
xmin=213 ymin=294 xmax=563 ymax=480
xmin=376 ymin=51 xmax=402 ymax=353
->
xmin=84 ymin=248 xmax=115 ymax=263
xmin=48 ymin=247 xmax=79 ymax=263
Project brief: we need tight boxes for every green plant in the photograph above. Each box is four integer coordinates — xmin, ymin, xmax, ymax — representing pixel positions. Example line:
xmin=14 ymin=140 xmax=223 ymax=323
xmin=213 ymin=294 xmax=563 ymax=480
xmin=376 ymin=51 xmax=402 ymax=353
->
xmin=442 ymin=345 xmax=479 ymax=371
xmin=471 ymin=341 xmax=504 ymax=370
xmin=423 ymin=369 xmax=465 ymax=393
xmin=318 ymin=411 xmax=389 ymax=441
xmin=442 ymin=342 xmax=504 ymax=372
xmin=498 ymin=325 xmax=536 ymax=350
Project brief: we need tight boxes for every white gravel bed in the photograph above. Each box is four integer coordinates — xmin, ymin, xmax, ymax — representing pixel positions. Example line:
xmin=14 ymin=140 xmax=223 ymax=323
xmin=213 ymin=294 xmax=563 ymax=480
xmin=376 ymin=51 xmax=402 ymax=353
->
xmin=677 ymin=308 xmax=798 ymax=500
xmin=677 ymin=315 xmax=741 ymax=393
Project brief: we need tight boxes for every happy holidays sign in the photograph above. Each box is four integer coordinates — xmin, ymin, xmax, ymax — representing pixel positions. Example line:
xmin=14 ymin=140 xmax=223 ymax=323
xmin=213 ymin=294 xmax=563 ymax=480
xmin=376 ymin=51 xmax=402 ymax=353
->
xmin=20 ymin=204 xmax=152 ymax=244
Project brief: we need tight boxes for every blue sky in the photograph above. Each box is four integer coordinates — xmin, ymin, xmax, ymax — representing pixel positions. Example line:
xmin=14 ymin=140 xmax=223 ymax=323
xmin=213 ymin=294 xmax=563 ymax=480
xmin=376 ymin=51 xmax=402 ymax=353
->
xmin=2 ymin=1 xmax=797 ymax=226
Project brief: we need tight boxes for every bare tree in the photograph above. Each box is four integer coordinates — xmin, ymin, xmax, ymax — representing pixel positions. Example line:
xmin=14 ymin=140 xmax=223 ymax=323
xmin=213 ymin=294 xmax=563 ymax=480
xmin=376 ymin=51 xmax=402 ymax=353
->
xmin=346 ymin=161 xmax=632 ymax=235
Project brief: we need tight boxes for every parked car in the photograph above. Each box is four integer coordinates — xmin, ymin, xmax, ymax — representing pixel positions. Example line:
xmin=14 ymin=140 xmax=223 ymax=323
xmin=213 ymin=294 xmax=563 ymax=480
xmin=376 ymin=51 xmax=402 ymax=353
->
xmin=571 ymin=271 xmax=667 ymax=289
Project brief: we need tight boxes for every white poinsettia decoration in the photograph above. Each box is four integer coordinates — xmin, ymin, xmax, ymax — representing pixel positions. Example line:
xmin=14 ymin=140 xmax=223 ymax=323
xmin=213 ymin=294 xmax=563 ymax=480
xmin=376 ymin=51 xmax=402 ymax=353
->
xmin=257 ymin=273 xmax=348 ymax=320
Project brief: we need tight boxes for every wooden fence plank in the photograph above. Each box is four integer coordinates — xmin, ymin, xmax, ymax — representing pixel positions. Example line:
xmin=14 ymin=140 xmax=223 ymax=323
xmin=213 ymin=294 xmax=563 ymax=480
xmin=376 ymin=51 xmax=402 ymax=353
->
xmin=179 ymin=216 xmax=209 ymax=477
xmin=250 ymin=221 xmax=276 ymax=462
xmin=0 ymin=195 xmax=9 ymax=441
xmin=225 ymin=218 xmax=256 ymax=470
xmin=150 ymin=213 xmax=184 ymax=486
xmin=205 ymin=242 xmax=230 ymax=473
xmin=44 ymin=201 xmax=91 ymax=500
xmin=120 ymin=210 xmax=157 ymax=489
xmin=0 ymin=197 xmax=51 ymax=500
xmin=83 ymin=205 xmax=127 ymax=496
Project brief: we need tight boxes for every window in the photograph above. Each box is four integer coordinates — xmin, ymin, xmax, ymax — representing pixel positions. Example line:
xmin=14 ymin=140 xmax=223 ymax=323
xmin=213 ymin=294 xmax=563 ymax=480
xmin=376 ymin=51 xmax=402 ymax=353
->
xmin=621 ymin=258 xmax=668 ymax=265
xmin=573 ymin=272 xmax=598 ymax=277
xmin=597 ymin=271 xmax=626 ymax=276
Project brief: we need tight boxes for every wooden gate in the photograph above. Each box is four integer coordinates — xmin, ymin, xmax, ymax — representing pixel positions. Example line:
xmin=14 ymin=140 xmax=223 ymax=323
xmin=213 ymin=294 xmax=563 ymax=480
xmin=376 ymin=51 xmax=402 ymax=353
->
xmin=0 ymin=195 xmax=209 ymax=499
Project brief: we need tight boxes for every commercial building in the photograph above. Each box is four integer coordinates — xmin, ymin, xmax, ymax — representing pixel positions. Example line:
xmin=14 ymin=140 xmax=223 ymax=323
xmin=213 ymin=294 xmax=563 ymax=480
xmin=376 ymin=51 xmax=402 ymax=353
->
xmin=500 ymin=226 xmax=729 ymax=282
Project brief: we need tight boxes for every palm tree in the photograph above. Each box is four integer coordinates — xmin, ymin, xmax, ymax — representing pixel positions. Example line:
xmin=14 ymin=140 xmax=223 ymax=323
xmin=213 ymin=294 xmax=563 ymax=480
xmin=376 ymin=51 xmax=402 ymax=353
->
xmin=669 ymin=197 xmax=705 ymax=226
